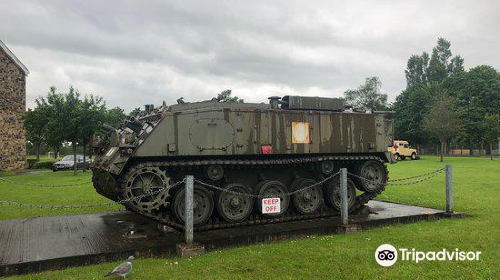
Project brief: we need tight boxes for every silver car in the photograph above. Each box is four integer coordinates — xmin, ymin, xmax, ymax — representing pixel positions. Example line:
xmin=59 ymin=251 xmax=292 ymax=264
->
xmin=53 ymin=155 xmax=92 ymax=171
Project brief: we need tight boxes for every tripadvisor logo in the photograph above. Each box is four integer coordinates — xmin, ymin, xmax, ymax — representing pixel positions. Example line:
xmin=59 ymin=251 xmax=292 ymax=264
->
xmin=375 ymin=244 xmax=481 ymax=267
xmin=375 ymin=244 xmax=398 ymax=267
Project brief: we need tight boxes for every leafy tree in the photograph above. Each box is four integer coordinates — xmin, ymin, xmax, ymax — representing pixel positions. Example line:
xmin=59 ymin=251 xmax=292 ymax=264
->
xmin=36 ymin=86 xmax=102 ymax=175
xmin=60 ymin=86 xmax=83 ymax=175
xmin=449 ymin=55 xmax=465 ymax=74
xmin=344 ymin=77 xmax=389 ymax=111
xmin=397 ymin=37 xmax=465 ymax=150
xmin=44 ymin=126 xmax=64 ymax=159
xmin=106 ymin=107 xmax=126 ymax=128
xmin=79 ymin=95 xmax=107 ymax=171
xmin=405 ymin=52 xmax=429 ymax=88
xmin=393 ymin=85 xmax=436 ymax=146
xmin=36 ymin=86 xmax=65 ymax=159
xmin=23 ymin=107 xmax=47 ymax=160
xmin=129 ymin=107 xmax=142 ymax=117
xmin=404 ymin=38 xmax=464 ymax=88
xmin=217 ymin=89 xmax=244 ymax=103
xmin=482 ymin=114 xmax=500 ymax=160
xmin=427 ymin=38 xmax=453 ymax=83
xmin=31 ymin=86 xmax=117 ymax=170
xmin=441 ymin=65 xmax=500 ymax=146
xmin=423 ymin=94 xmax=461 ymax=162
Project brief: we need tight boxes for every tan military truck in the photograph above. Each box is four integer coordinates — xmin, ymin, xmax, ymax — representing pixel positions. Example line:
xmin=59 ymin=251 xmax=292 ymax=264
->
xmin=388 ymin=140 xmax=419 ymax=160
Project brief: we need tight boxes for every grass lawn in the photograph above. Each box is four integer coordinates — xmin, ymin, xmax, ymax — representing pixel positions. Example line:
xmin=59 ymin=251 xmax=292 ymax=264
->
xmin=1 ymin=156 xmax=499 ymax=279
xmin=0 ymin=170 xmax=123 ymax=219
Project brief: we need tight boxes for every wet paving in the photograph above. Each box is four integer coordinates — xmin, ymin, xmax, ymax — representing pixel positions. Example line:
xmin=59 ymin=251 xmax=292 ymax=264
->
xmin=0 ymin=201 xmax=462 ymax=277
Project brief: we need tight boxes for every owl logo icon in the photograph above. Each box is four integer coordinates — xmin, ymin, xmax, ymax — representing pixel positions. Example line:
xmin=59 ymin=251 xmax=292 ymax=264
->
xmin=375 ymin=244 xmax=398 ymax=266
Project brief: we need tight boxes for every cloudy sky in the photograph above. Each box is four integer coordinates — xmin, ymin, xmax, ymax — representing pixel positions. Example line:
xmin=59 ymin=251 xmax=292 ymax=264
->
xmin=1 ymin=0 xmax=499 ymax=111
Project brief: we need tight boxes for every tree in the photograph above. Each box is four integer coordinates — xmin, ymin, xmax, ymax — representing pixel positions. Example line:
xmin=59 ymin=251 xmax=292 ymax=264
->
xmin=393 ymin=85 xmax=436 ymax=146
xmin=397 ymin=37 xmax=465 ymax=149
xmin=482 ymin=114 xmax=500 ymax=160
xmin=37 ymin=86 xmax=83 ymax=175
xmin=36 ymin=86 xmax=65 ymax=159
xmin=405 ymin=52 xmax=429 ymax=88
xmin=105 ymin=107 xmax=126 ymax=128
xmin=344 ymin=77 xmax=389 ymax=111
xmin=449 ymin=55 xmax=465 ymax=74
xmin=79 ymin=95 xmax=107 ymax=171
xmin=62 ymin=87 xmax=84 ymax=175
xmin=129 ymin=107 xmax=142 ymax=117
xmin=33 ymin=86 xmax=113 ymax=171
xmin=423 ymin=94 xmax=461 ymax=162
xmin=427 ymin=38 xmax=452 ymax=83
xmin=217 ymin=89 xmax=244 ymax=103
xmin=441 ymin=65 xmax=500 ymax=147
xmin=23 ymin=107 xmax=47 ymax=160
xmin=404 ymin=38 xmax=464 ymax=88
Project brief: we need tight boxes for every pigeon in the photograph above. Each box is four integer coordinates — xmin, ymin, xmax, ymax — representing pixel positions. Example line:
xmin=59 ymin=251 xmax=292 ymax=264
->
xmin=105 ymin=256 xmax=135 ymax=279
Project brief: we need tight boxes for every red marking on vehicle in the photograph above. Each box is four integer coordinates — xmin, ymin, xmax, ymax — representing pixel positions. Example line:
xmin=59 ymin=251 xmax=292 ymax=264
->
xmin=261 ymin=145 xmax=272 ymax=154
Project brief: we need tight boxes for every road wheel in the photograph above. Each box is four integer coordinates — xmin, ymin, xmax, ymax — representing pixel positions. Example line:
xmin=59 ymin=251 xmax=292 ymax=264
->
xmin=355 ymin=160 xmax=388 ymax=193
xmin=216 ymin=183 xmax=253 ymax=223
xmin=172 ymin=185 xmax=214 ymax=226
xmin=205 ymin=165 xmax=224 ymax=181
xmin=395 ymin=153 xmax=400 ymax=160
xmin=320 ymin=161 xmax=335 ymax=175
xmin=256 ymin=180 xmax=289 ymax=217
xmin=324 ymin=177 xmax=356 ymax=211
xmin=291 ymin=178 xmax=322 ymax=214
xmin=411 ymin=153 xmax=417 ymax=160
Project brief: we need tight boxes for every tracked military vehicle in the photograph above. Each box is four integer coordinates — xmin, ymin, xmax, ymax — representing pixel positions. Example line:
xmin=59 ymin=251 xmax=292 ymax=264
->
xmin=91 ymin=95 xmax=394 ymax=230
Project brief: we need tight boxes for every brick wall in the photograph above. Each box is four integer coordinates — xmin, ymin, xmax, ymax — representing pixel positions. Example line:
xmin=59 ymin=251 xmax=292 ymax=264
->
xmin=0 ymin=48 xmax=26 ymax=171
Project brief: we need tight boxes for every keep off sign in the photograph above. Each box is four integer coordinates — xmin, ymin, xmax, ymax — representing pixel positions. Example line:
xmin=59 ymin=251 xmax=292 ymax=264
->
xmin=262 ymin=197 xmax=281 ymax=214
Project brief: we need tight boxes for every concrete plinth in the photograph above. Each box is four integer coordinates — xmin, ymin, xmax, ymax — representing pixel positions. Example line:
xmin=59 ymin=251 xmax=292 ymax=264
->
xmin=176 ymin=243 xmax=206 ymax=257
xmin=440 ymin=212 xmax=466 ymax=219
xmin=339 ymin=224 xmax=361 ymax=234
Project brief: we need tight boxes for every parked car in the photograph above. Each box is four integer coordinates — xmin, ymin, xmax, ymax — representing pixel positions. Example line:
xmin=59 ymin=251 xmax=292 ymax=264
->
xmin=387 ymin=140 xmax=420 ymax=160
xmin=53 ymin=155 xmax=92 ymax=171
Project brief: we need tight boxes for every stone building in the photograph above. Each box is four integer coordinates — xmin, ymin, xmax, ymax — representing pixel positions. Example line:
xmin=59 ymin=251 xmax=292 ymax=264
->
xmin=0 ymin=40 xmax=29 ymax=170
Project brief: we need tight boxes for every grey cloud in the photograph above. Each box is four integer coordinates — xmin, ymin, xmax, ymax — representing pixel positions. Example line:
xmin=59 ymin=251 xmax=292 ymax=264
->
xmin=1 ymin=0 xmax=499 ymax=111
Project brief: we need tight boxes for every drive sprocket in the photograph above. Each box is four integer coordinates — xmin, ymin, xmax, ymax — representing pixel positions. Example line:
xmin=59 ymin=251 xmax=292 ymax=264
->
xmin=123 ymin=166 xmax=171 ymax=212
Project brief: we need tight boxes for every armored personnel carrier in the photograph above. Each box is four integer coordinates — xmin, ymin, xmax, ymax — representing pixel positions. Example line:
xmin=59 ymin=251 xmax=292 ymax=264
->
xmin=92 ymin=95 xmax=394 ymax=230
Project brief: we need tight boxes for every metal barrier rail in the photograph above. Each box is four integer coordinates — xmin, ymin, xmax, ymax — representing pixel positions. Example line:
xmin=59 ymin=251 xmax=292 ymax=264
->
xmin=195 ymin=171 xmax=341 ymax=198
xmin=194 ymin=167 xmax=446 ymax=196
xmin=387 ymin=168 xmax=446 ymax=182
xmin=349 ymin=167 xmax=446 ymax=186
xmin=0 ymin=167 xmax=446 ymax=209
xmin=0 ymin=167 xmax=445 ymax=188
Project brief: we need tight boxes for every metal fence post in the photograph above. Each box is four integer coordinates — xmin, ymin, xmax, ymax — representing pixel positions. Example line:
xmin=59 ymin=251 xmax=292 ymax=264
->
xmin=185 ymin=175 xmax=194 ymax=244
xmin=445 ymin=165 xmax=453 ymax=213
xmin=340 ymin=168 xmax=348 ymax=225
